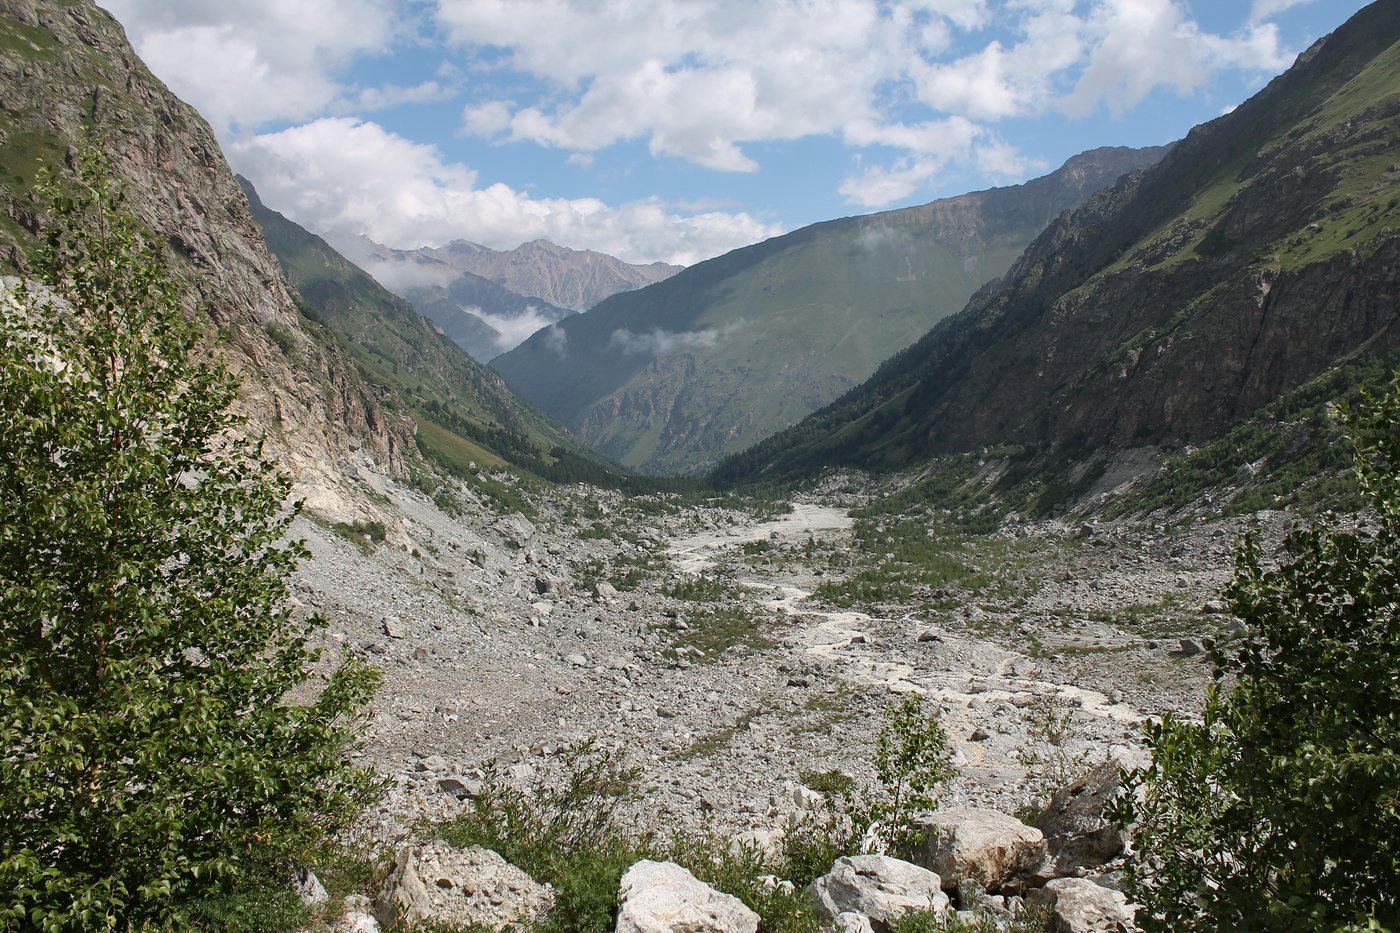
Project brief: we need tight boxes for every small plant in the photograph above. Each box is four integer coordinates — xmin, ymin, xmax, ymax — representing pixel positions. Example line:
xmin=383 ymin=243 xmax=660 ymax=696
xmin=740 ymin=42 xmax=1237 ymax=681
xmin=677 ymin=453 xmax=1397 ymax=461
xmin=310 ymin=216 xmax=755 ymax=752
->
xmin=799 ymin=769 xmax=856 ymax=797
xmin=1018 ymin=686 xmax=1090 ymax=817
xmin=869 ymin=694 xmax=958 ymax=857
xmin=332 ymin=518 xmax=389 ymax=551
xmin=664 ymin=575 xmax=733 ymax=601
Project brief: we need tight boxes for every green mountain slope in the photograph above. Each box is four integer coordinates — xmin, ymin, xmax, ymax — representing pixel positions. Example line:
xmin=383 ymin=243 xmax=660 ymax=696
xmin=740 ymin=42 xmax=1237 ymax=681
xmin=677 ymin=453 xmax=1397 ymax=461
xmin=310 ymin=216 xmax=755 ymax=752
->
xmin=712 ymin=0 xmax=1400 ymax=488
xmin=492 ymin=146 xmax=1165 ymax=475
xmin=238 ymin=177 xmax=623 ymax=482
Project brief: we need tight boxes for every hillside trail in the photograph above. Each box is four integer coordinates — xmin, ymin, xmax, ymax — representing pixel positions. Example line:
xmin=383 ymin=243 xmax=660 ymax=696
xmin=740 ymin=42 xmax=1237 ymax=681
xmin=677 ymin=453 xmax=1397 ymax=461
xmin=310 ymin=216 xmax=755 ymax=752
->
xmin=665 ymin=502 xmax=1146 ymax=774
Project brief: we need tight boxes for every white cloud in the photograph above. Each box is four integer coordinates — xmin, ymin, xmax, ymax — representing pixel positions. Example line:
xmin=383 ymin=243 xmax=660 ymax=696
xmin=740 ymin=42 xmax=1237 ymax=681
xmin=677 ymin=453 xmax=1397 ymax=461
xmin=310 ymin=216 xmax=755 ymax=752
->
xmin=1063 ymin=0 xmax=1293 ymax=117
xmin=607 ymin=324 xmax=741 ymax=356
xmin=437 ymin=0 xmax=1298 ymax=207
xmin=98 ymin=0 xmax=399 ymax=132
xmin=229 ymin=118 xmax=783 ymax=265
xmin=475 ymin=306 xmax=563 ymax=354
xmin=354 ymin=80 xmax=454 ymax=112
xmin=1249 ymin=0 xmax=1315 ymax=25
xmin=543 ymin=324 xmax=569 ymax=358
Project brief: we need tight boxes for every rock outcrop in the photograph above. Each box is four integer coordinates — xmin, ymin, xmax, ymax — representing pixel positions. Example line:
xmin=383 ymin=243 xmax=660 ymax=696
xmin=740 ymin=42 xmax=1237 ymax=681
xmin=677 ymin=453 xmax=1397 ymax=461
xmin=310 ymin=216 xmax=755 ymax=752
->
xmin=915 ymin=809 xmax=1047 ymax=892
xmin=1033 ymin=760 xmax=1128 ymax=878
xmin=1026 ymin=877 xmax=1135 ymax=933
xmin=616 ymin=860 xmax=759 ymax=933
xmin=375 ymin=843 xmax=553 ymax=930
xmin=808 ymin=855 xmax=949 ymax=930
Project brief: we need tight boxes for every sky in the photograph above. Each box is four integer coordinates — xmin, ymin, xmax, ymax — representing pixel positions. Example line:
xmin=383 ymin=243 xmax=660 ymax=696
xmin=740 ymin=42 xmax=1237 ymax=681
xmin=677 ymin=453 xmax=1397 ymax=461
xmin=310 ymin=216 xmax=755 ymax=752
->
xmin=98 ymin=0 xmax=1370 ymax=267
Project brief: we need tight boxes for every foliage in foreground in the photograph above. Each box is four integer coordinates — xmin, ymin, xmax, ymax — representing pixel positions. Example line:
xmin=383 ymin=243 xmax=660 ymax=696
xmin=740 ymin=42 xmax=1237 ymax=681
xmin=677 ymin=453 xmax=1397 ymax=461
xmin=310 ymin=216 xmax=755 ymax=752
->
xmin=1115 ymin=380 xmax=1400 ymax=931
xmin=436 ymin=696 xmax=960 ymax=932
xmin=0 ymin=152 xmax=383 ymax=930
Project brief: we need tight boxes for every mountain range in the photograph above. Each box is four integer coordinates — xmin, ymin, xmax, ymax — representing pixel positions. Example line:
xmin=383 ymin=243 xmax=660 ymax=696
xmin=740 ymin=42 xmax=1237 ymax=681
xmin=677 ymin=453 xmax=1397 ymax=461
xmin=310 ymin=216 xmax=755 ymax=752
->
xmin=347 ymin=236 xmax=680 ymax=362
xmin=492 ymin=145 xmax=1166 ymax=475
xmin=711 ymin=0 xmax=1400 ymax=495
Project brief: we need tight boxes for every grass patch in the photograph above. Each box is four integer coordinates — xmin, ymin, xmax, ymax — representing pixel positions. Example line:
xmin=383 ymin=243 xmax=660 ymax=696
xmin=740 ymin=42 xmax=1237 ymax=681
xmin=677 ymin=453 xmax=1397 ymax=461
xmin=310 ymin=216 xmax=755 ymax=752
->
xmin=662 ymin=605 xmax=775 ymax=662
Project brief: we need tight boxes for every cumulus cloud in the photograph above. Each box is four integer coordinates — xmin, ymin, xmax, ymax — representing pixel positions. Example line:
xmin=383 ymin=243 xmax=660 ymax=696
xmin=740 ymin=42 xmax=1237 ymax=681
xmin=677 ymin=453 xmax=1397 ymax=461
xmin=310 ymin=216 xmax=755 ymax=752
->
xmin=98 ymin=0 xmax=400 ymax=132
xmin=229 ymin=118 xmax=782 ymax=265
xmin=607 ymin=323 xmax=742 ymax=356
xmin=439 ymin=0 xmax=1301 ymax=207
xmin=1064 ymin=0 xmax=1293 ymax=117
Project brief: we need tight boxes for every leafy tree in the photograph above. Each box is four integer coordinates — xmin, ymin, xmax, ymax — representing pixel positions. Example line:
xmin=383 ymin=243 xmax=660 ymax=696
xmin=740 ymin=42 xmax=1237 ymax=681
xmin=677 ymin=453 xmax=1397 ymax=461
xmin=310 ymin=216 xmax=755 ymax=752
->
xmin=1115 ymin=381 xmax=1400 ymax=931
xmin=870 ymin=694 xmax=958 ymax=856
xmin=0 ymin=151 xmax=382 ymax=930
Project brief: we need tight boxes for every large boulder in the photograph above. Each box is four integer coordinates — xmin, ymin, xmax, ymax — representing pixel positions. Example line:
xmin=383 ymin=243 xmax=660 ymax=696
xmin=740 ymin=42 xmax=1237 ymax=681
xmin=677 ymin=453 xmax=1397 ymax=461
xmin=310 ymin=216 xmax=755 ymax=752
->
xmin=375 ymin=843 xmax=553 ymax=929
xmin=1033 ymin=760 xmax=1128 ymax=877
xmin=493 ymin=512 xmax=536 ymax=549
xmin=808 ymin=855 xmax=949 ymax=930
xmin=616 ymin=860 xmax=759 ymax=933
xmin=914 ymin=809 xmax=1047 ymax=892
xmin=1026 ymin=878 xmax=1135 ymax=932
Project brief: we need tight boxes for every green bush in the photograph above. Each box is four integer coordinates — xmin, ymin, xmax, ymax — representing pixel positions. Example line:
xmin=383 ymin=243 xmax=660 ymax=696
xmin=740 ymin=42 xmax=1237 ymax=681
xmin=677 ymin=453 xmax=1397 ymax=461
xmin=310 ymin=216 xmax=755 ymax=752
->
xmin=0 ymin=151 xmax=382 ymax=930
xmin=1115 ymin=377 xmax=1400 ymax=930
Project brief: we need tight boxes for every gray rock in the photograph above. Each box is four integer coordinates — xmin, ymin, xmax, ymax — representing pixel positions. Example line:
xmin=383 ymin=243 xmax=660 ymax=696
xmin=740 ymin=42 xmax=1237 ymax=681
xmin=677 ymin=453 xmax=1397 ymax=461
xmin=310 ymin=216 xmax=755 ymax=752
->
xmin=808 ymin=855 xmax=949 ymax=928
xmin=375 ymin=843 xmax=553 ymax=929
xmin=382 ymin=616 xmax=403 ymax=639
xmin=617 ymin=860 xmax=759 ymax=933
xmin=494 ymin=513 xmax=536 ymax=549
xmin=1026 ymin=878 xmax=1134 ymax=932
xmin=293 ymin=865 xmax=328 ymax=905
xmin=914 ymin=809 xmax=1047 ymax=892
xmin=1033 ymin=760 xmax=1127 ymax=876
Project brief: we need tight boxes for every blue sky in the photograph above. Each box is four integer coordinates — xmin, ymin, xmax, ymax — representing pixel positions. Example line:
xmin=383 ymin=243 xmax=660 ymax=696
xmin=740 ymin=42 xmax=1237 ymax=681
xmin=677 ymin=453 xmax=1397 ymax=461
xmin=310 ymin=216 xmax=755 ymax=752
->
xmin=99 ymin=0 xmax=1369 ymax=266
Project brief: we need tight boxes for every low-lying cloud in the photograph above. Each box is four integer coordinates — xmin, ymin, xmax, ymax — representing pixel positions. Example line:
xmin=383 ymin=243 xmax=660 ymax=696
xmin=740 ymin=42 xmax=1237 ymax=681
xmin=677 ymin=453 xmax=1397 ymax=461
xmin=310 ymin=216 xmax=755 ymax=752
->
xmin=476 ymin=306 xmax=566 ymax=355
xmin=607 ymin=322 xmax=743 ymax=357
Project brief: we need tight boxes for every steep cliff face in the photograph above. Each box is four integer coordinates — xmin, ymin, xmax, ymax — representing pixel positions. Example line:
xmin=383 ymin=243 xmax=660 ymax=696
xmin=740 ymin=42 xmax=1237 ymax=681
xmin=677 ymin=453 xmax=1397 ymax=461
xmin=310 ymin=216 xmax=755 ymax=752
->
xmin=493 ymin=145 xmax=1166 ymax=475
xmin=0 ymin=0 xmax=414 ymax=511
xmin=713 ymin=0 xmax=1400 ymax=485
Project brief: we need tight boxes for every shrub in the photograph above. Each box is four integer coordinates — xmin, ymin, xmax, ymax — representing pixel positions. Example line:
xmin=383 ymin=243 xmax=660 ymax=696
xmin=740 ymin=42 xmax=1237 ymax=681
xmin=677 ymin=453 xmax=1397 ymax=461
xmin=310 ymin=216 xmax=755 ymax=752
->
xmin=0 ymin=150 xmax=382 ymax=929
xmin=1114 ymin=379 xmax=1400 ymax=930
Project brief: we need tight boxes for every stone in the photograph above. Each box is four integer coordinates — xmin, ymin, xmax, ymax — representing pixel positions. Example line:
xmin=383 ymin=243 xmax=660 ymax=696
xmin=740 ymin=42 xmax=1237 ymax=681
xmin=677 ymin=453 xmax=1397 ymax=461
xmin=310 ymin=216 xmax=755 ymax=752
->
xmin=836 ymin=911 xmax=876 ymax=933
xmin=1033 ymin=760 xmax=1127 ymax=876
xmin=808 ymin=855 xmax=949 ymax=928
xmin=375 ymin=843 xmax=553 ymax=930
xmin=494 ymin=513 xmax=536 ymax=549
xmin=594 ymin=580 xmax=620 ymax=600
xmin=382 ymin=616 xmax=403 ymax=639
xmin=437 ymin=776 xmax=483 ymax=800
xmin=335 ymin=895 xmax=381 ymax=932
xmin=293 ymin=865 xmax=328 ymax=905
xmin=916 ymin=630 xmax=943 ymax=643
xmin=1174 ymin=639 xmax=1204 ymax=657
xmin=914 ymin=809 xmax=1047 ymax=892
xmin=1025 ymin=878 xmax=1134 ymax=933
xmin=616 ymin=860 xmax=759 ymax=933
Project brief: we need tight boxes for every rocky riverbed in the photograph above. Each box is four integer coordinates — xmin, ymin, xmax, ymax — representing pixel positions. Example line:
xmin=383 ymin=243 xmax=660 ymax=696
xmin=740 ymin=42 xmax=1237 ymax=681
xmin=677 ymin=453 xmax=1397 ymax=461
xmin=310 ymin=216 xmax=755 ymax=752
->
xmin=289 ymin=467 xmax=1284 ymax=848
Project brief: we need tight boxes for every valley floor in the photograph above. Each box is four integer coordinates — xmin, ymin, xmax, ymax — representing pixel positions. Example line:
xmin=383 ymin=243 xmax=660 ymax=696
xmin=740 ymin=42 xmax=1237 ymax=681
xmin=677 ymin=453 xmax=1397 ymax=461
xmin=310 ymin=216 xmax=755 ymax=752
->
xmin=290 ymin=469 xmax=1285 ymax=844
